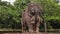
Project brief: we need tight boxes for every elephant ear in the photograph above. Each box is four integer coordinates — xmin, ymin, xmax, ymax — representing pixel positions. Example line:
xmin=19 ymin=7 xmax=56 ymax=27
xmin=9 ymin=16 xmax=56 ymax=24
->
xmin=37 ymin=4 xmax=43 ymax=17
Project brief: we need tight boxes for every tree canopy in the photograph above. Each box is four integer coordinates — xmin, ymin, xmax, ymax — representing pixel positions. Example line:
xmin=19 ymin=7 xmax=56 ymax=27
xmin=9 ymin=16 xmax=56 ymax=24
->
xmin=0 ymin=0 xmax=60 ymax=30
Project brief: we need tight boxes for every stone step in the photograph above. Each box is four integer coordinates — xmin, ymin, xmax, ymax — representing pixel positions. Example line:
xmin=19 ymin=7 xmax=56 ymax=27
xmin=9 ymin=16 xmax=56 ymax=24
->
xmin=1 ymin=32 xmax=60 ymax=34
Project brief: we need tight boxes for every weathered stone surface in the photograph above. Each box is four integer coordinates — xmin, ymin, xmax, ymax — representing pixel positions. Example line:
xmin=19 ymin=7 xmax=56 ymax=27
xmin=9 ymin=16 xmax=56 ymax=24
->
xmin=21 ymin=2 xmax=43 ymax=33
xmin=2 ymin=32 xmax=60 ymax=34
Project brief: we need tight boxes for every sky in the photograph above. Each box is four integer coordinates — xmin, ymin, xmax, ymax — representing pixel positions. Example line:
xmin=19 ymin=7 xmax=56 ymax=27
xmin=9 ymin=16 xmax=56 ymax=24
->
xmin=1 ymin=0 xmax=16 ymax=5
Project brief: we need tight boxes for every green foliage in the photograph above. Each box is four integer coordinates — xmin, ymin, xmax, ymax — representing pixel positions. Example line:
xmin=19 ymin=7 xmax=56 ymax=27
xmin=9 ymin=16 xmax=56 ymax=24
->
xmin=40 ymin=0 xmax=60 ymax=20
xmin=0 ymin=0 xmax=60 ymax=30
xmin=0 ymin=0 xmax=21 ymax=29
xmin=39 ymin=0 xmax=60 ymax=29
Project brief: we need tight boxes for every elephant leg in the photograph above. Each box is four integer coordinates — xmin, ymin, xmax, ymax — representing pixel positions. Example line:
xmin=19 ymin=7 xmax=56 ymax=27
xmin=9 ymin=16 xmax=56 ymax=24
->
xmin=27 ymin=22 xmax=33 ymax=32
xmin=36 ymin=23 xmax=40 ymax=33
xmin=32 ymin=24 xmax=36 ymax=33
xmin=22 ymin=21 xmax=27 ymax=33
xmin=22 ymin=26 xmax=26 ymax=33
xmin=36 ymin=16 xmax=42 ymax=32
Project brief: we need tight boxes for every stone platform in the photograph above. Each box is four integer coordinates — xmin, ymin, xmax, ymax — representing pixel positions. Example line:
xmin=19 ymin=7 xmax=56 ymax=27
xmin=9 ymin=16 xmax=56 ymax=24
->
xmin=0 ymin=32 xmax=60 ymax=34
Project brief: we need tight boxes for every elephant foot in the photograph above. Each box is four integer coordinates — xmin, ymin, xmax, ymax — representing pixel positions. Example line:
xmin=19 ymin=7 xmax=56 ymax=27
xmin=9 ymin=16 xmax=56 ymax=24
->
xmin=36 ymin=28 xmax=39 ymax=33
xmin=29 ymin=29 xmax=34 ymax=33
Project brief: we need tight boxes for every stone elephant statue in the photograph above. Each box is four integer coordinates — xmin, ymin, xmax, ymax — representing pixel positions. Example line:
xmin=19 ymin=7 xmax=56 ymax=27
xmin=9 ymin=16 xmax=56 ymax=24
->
xmin=21 ymin=3 xmax=43 ymax=33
